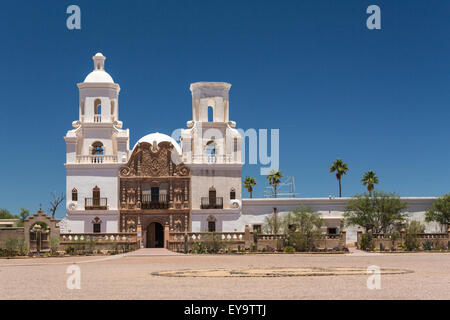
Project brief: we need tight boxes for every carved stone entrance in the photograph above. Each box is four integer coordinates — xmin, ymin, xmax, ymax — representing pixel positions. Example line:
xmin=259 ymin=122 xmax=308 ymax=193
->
xmin=147 ymin=222 xmax=164 ymax=248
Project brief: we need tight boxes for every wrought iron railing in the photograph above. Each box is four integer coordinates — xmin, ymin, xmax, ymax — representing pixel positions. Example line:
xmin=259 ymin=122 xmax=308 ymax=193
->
xmin=201 ymin=197 xmax=223 ymax=209
xmin=141 ymin=194 xmax=169 ymax=209
xmin=85 ymin=198 xmax=108 ymax=210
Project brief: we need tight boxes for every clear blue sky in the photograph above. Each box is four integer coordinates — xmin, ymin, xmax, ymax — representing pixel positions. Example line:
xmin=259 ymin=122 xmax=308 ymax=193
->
xmin=0 ymin=0 xmax=448 ymax=218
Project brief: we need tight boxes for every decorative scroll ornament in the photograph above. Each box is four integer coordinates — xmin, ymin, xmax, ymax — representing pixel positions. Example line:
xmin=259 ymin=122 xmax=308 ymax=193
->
xmin=175 ymin=164 xmax=190 ymax=176
xmin=120 ymin=166 xmax=132 ymax=177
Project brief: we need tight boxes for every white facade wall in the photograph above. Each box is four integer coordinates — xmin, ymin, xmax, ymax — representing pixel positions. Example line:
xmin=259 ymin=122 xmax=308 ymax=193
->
xmin=239 ymin=197 xmax=439 ymax=243
xmin=190 ymin=166 xmax=242 ymax=210
xmin=64 ymin=213 xmax=118 ymax=233
xmin=66 ymin=166 xmax=120 ymax=211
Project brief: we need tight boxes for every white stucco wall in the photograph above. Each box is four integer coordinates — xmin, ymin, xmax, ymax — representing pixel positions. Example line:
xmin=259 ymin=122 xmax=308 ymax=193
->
xmin=190 ymin=166 xmax=242 ymax=209
xmin=65 ymin=212 xmax=119 ymax=233
xmin=66 ymin=166 xmax=120 ymax=211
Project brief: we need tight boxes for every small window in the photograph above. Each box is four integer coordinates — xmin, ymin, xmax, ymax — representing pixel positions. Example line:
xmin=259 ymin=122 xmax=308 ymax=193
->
xmin=72 ymin=188 xmax=78 ymax=201
xmin=208 ymin=221 xmax=216 ymax=232
xmin=230 ymin=188 xmax=236 ymax=200
xmin=93 ymin=223 xmax=101 ymax=233
xmin=327 ymin=228 xmax=337 ymax=235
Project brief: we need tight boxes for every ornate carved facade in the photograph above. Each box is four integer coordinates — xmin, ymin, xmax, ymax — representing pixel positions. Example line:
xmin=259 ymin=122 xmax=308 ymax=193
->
xmin=119 ymin=140 xmax=191 ymax=247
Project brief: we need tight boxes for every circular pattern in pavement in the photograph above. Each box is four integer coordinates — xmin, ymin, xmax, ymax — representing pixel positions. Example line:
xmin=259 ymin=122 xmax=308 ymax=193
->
xmin=152 ymin=267 xmax=413 ymax=277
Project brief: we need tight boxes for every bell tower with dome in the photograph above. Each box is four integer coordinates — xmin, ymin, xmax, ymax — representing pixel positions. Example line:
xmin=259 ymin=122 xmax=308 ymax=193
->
xmin=63 ymin=53 xmax=130 ymax=233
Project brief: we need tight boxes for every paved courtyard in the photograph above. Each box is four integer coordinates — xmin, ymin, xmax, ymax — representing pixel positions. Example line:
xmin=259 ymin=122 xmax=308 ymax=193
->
xmin=0 ymin=249 xmax=449 ymax=299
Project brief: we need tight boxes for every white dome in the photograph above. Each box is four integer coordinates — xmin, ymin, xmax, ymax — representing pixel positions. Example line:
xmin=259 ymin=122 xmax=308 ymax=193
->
xmin=134 ymin=132 xmax=182 ymax=155
xmin=84 ymin=70 xmax=114 ymax=83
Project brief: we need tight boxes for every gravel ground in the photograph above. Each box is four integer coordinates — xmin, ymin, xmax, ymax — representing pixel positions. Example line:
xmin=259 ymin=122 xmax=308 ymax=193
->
xmin=0 ymin=250 xmax=449 ymax=300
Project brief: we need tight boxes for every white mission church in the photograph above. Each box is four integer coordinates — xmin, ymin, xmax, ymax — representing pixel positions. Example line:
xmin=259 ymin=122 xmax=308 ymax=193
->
xmin=61 ymin=53 xmax=438 ymax=246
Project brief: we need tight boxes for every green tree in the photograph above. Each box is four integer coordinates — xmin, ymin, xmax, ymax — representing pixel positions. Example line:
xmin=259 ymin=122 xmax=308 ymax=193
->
xmin=263 ymin=210 xmax=282 ymax=234
xmin=284 ymin=206 xmax=323 ymax=252
xmin=425 ymin=193 xmax=450 ymax=230
xmin=404 ymin=220 xmax=425 ymax=251
xmin=15 ymin=208 xmax=30 ymax=227
xmin=0 ymin=209 xmax=15 ymax=219
xmin=330 ymin=158 xmax=348 ymax=198
xmin=243 ymin=176 xmax=257 ymax=198
xmin=266 ymin=169 xmax=283 ymax=198
xmin=361 ymin=170 xmax=379 ymax=194
xmin=344 ymin=191 xmax=407 ymax=233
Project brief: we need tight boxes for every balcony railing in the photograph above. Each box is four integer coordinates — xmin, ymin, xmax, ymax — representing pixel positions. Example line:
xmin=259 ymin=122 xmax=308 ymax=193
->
xmin=94 ymin=115 xmax=102 ymax=123
xmin=141 ymin=194 xmax=169 ymax=209
xmin=201 ymin=197 xmax=223 ymax=209
xmin=187 ymin=155 xmax=235 ymax=164
xmin=85 ymin=198 xmax=108 ymax=210
xmin=76 ymin=155 xmax=118 ymax=164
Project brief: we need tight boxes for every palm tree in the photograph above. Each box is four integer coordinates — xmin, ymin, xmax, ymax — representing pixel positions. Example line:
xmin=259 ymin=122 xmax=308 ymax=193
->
xmin=266 ymin=169 xmax=283 ymax=198
xmin=243 ymin=176 xmax=257 ymax=198
xmin=329 ymin=158 xmax=348 ymax=198
xmin=361 ymin=170 xmax=379 ymax=194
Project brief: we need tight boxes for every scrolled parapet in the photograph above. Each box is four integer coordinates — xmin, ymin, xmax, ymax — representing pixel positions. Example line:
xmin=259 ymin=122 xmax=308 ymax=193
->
xmin=230 ymin=199 xmax=241 ymax=209
xmin=113 ymin=120 xmax=123 ymax=129
xmin=72 ymin=120 xmax=81 ymax=128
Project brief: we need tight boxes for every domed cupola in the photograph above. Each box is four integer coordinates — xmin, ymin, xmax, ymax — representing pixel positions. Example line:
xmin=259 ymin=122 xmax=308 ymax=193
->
xmin=84 ymin=53 xmax=115 ymax=83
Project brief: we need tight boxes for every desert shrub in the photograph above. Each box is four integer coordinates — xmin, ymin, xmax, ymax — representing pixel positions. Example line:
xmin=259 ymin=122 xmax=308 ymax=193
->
xmin=50 ymin=237 xmax=60 ymax=256
xmin=360 ymin=233 xmax=374 ymax=251
xmin=86 ymin=238 xmax=97 ymax=254
xmin=422 ymin=240 xmax=433 ymax=251
xmin=202 ymin=233 xmax=225 ymax=253
xmin=2 ymin=238 xmax=27 ymax=257
xmin=191 ymin=241 xmax=207 ymax=254
xmin=65 ymin=245 xmax=75 ymax=255
xmin=283 ymin=246 xmax=295 ymax=253
xmin=404 ymin=220 xmax=425 ymax=251
xmin=386 ymin=231 xmax=401 ymax=251
xmin=16 ymin=239 xmax=28 ymax=256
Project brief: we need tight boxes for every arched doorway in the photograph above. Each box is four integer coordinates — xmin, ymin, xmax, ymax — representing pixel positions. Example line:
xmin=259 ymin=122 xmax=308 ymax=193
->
xmin=146 ymin=222 xmax=164 ymax=248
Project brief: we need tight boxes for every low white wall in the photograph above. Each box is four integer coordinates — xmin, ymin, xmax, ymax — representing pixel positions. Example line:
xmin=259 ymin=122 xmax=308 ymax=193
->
xmin=65 ymin=212 xmax=118 ymax=233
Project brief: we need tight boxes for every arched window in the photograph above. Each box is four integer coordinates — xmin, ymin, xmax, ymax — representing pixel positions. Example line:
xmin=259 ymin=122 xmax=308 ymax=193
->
xmin=111 ymin=101 xmax=115 ymax=120
xmin=230 ymin=188 xmax=236 ymax=200
xmin=208 ymin=105 xmax=213 ymax=122
xmin=93 ymin=186 xmax=101 ymax=207
xmin=111 ymin=101 xmax=116 ymax=120
xmin=72 ymin=188 xmax=78 ymax=201
xmin=207 ymin=215 xmax=216 ymax=232
xmin=94 ymin=99 xmax=102 ymax=122
xmin=91 ymin=141 xmax=104 ymax=155
xmin=92 ymin=217 xmax=101 ymax=233
xmin=94 ymin=99 xmax=102 ymax=115
xmin=205 ymin=140 xmax=216 ymax=163
xmin=209 ymin=187 xmax=216 ymax=206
